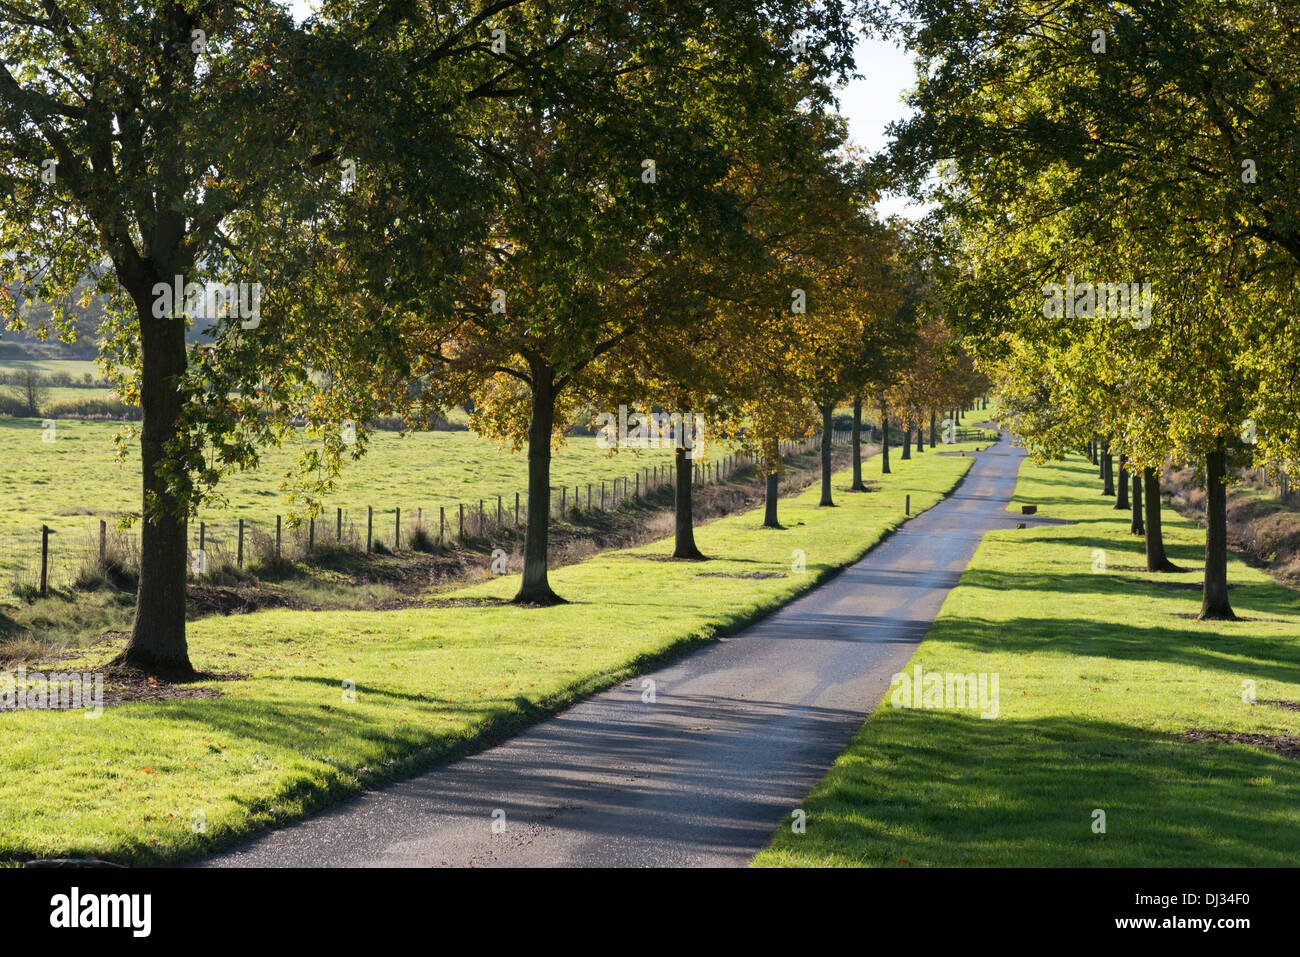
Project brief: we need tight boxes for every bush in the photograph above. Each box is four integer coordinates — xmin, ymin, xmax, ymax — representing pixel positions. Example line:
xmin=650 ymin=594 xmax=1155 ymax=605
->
xmin=409 ymin=525 xmax=437 ymax=552
xmin=45 ymin=397 xmax=141 ymax=420
xmin=73 ymin=556 xmax=138 ymax=593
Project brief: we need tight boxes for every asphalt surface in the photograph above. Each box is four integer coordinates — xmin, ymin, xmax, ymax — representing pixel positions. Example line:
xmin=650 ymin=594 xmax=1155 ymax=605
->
xmin=205 ymin=431 xmax=1041 ymax=868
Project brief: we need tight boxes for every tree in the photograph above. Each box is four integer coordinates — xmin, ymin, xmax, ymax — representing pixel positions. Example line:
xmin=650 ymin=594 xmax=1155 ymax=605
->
xmin=389 ymin=4 xmax=860 ymax=601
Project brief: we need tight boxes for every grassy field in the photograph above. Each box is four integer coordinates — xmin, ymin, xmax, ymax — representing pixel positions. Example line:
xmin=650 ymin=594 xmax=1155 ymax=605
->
xmin=0 ymin=416 xmax=696 ymax=584
xmin=755 ymin=454 xmax=1300 ymax=867
xmin=0 ymin=442 xmax=983 ymax=865
xmin=0 ymin=358 xmax=109 ymax=381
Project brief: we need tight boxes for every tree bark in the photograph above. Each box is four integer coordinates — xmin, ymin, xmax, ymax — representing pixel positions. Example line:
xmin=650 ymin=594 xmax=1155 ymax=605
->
xmin=1143 ymin=468 xmax=1179 ymax=572
xmin=1101 ymin=439 xmax=1115 ymax=495
xmin=850 ymin=396 xmax=866 ymax=491
xmin=514 ymin=361 xmax=563 ymax=604
xmin=929 ymin=409 xmax=937 ymax=449
xmin=879 ymin=398 xmax=891 ymax=475
xmin=1130 ymin=471 xmax=1144 ymax=535
xmin=116 ymin=289 xmax=193 ymax=675
xmin=900 ymin=417 xmax=912 ymax=460
xmin=818 ymin=403 xmax=834 ymax=506
xmin=762 ymin=442 xmax=781 ymax=528
xmin=913 ymin=423 xmax=923 ymax=454
xmin=672 ymin=442 xmax=705 ymax=559
xmin=1200 ymin=441 xmax=1236 ymax=620
xmin=1115 ymin=455 xmax=1129 ymax=510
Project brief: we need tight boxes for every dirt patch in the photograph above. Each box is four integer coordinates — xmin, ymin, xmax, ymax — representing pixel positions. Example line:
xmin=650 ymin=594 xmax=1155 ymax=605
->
xmin=187 ymin=584 xmax=300 ymax=616
xmin=1184 ymin=729 xmax=1300 ymax=758
xmin=1106 ymin=564 xmax=1195 ymax=574
xmin=1169 ymin=612 xmax=1280 ymax=623
xmin=697 ymin=571 xmax=788 ymax=580
xmin=0 ymin=663 xmax=243 ymax=713
xmin=1256 ymin=699 xmax=1300 ymax=713
xmin=1117 ymin=576 xmax=1233 ymax=591
xmin=424 ymin=596 xmax=514 ymax=609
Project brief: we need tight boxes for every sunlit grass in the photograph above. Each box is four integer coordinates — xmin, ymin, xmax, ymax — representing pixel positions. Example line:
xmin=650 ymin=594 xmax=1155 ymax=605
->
xmin=755 ymin=455 xmax=1300 ymax=867
xmin=0 ymin=442 xmax=979 ymax=864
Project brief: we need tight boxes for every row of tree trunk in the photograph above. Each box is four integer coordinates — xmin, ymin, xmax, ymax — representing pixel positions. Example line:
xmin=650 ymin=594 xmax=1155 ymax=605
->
xmin=1088 ymin=435 xmax=1233 ymax=619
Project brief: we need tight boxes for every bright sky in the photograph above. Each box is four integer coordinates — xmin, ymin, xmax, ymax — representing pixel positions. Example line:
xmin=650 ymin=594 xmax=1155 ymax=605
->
xmin=286 ymin=2 xmax=923 ymax=218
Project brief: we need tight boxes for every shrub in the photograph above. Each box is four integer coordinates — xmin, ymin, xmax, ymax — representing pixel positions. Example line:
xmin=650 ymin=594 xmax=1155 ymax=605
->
xmin=44 ymin=397 xmax=141 ymax=420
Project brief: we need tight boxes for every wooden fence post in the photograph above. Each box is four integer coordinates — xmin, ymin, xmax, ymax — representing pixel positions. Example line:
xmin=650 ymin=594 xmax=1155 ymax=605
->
xmin=98 ymin=519 xmax=107 ymax=569
xmin=39 ymin=524 xmax=49 ymax=596
xmin=366 ymin=507 xmax=372 ymax=554
xmin=275 ymin=515 xmax=282 ymax=558
xmin=395 ymin=507 xmax=401 ymax=550
xmin=237 ymin=518 xmax=245 ymax=568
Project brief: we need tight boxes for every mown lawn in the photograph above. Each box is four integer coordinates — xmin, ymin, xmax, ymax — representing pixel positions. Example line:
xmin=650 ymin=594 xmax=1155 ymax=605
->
xmin=755 ymin=455 xmax=1300 ymax=867
xmin=0 ymin=442 xmax=981 ymax=864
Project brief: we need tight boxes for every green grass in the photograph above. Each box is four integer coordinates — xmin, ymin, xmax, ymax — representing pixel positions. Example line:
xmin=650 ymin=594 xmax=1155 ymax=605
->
xmin=0 ymin=358 xmax=110 ymax=381
xmin=0 ymin=442 xmax=981 ymax=864
xmin=754 ymin=454 xmax=1300 ymax=867
xmin=0 ymin=416 xmax=697 ymax=587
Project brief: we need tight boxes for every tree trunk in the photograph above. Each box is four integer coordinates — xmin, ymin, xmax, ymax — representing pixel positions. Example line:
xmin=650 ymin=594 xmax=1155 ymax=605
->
xmin=1143 ymin=468 xmax=1179 ymax=572
xmin=763 ymin=443 xmax=781 ymax=528
xmin=1130 ymin=471 xmax=1144 ymax=535
xmin=929 ymin=409 xmax=937 ymax=449
xmin=850 ymin=396 xmax=866 ymax=491
xmin=514 ymin=363 xmax=563 ymax=604
xmin=672 ymin=442 xmax=704 ymax=559
xmin=913 ymin=423 xmax=923 ymax=454
xmin=879 ymin=399 xmax=891 ymax=475
xmin=900 ymin=417 xmax=912 ymax=460
xmin=1101 ymin=439 xmax=1114 ymax=495
xmin=1200 ymin=441 xmax=1236 ymax=620
xmin=1115 ymin=455 xmax=1129 ymax=510
xmin=116 ymin=294 xmax=193 ymax=675
xmin=818 ymin=403 xmax=834 ymax=506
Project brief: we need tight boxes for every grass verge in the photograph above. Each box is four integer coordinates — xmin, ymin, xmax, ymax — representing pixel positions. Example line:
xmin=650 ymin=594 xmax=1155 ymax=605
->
xmin=754 ymin=454 xmax=1300 ymax=867
xmin=0 ymin=442 xmax=982 ymax=864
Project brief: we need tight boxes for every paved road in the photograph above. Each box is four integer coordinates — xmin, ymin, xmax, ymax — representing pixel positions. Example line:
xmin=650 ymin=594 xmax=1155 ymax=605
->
xmin=206 ymin=432 xmax=1037 ymax=868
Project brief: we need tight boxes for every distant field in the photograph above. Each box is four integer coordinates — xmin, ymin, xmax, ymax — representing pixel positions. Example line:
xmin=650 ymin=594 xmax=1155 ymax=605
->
xmin=0 ymin=357 xmax=110 ymax=382
xmin=0 ymin=415 xmax=705 ymax=586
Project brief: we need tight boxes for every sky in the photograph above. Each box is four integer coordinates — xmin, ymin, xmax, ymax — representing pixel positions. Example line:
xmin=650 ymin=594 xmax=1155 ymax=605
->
xmin=286 ymin=2 xmax=922 ymax=217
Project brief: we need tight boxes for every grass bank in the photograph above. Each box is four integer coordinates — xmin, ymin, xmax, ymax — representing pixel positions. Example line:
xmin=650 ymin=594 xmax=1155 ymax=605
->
xmin=0 ymin=441 xmax=982 ymax=865
xmin=755 ymin=454 xmax=1300 ymax=867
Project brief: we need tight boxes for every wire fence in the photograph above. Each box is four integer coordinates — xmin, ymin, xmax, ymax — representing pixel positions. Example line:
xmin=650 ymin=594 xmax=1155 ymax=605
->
xmin=1 ymin=431 xmax=859 ymax=594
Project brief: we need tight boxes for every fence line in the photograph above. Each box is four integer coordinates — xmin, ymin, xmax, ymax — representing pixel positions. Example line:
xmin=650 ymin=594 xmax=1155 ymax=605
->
xmin=2 ymin=431 xmax=863 ymax=591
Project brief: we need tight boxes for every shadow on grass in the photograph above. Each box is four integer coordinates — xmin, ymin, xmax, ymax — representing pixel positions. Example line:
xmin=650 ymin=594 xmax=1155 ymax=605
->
xmin=784 ymin=711 xmax=1300 ymax=866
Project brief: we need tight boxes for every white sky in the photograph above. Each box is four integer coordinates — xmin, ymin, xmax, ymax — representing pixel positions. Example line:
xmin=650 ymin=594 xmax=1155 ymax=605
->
xmin=287 ymin=2 xmax=923 ymax=218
